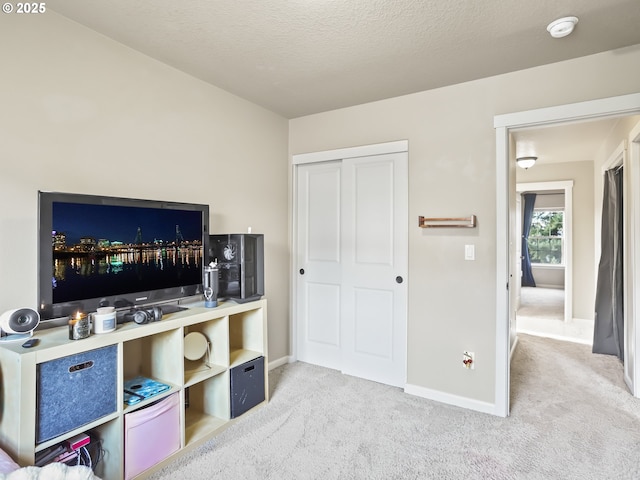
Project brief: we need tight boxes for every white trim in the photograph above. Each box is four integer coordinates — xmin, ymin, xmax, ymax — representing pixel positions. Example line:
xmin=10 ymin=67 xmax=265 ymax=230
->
xmin=495 ymin=126 xmax=510 ymax=418
xmin=517 ymin=180 xmax=573 ymax=323
xmin=404 ymin=383 xmax=496 ymax=416
xmin=516 ymin=180 xmax=573 ymax=192
xmin=290 ymin=161 xmax=299 ymax=365
xmin=292 ymin=140 xmax=408 ymax=165
xmin=534 ymin=283 xmax=564 ymax=289
xmin=603 ymin=140 xmax=627 ymax=173
xmin=626 ymin=121 xmax=640 ymax=395
xmin=494 ymin=93 xmax=640 ymax=129
xmin=269 ymin=355 xmax=294 ymax=370
xmin=495 ymin=92 xmax=640 ymax=415
xmin=531 ymin=264 xmax=565 ymax=270
xmin=510 ymin=335 xmax=519 ymax=362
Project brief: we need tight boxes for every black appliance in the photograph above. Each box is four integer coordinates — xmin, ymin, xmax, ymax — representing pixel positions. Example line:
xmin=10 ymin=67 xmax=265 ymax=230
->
xmin=209 ymin=234 xmax=264 ymax=303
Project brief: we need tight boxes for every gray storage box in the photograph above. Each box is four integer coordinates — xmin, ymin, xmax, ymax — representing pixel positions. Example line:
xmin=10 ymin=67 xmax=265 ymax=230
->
xmin=36 ymin=345 xmax=117 ymax=443
xmin=230 ymin=356 xmax=265 ymax=418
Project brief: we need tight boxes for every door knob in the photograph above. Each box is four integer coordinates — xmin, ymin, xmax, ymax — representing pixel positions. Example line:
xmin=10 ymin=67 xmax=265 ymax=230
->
xmin=396 ymin=276 xmax=403 ymax=284
xmin=299 ymin=269 xmax=305 ymax=275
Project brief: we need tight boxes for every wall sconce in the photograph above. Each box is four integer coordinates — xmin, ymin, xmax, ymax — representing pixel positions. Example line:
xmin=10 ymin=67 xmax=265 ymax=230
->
xmin=516 ymin=156 xmax=537 ymax=169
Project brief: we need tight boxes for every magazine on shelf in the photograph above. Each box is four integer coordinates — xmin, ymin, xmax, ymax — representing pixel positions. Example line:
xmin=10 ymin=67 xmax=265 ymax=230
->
xmin=123 ymin=376 xmax=170 ymax=405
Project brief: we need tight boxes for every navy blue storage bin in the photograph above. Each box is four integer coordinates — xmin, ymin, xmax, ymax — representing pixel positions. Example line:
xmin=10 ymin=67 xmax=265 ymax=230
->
xmin=36 ymin=345 xmax=118 ymax=443
xmin=230 ymin=356 xmax=265 ymax=418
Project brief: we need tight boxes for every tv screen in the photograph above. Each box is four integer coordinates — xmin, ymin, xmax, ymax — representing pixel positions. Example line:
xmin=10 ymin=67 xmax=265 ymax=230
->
xmin=38 ymin=191 xmax=209 ymax=322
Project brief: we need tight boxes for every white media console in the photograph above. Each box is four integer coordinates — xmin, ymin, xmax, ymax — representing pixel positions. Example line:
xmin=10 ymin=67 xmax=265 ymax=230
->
xmin=0 ymin=299 xmax=268 ymax=479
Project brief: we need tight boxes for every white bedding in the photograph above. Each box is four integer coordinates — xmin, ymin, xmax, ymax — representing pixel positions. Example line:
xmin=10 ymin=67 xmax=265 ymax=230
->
xmin=0 ymin=448 xmax=100 ymax=480
xmin=0 ymin=462 xmax=99 ymax=480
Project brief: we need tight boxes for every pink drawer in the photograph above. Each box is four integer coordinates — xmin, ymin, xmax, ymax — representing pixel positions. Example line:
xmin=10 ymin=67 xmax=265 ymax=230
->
xmin=124 ymin=393 xmax=180 ymax=479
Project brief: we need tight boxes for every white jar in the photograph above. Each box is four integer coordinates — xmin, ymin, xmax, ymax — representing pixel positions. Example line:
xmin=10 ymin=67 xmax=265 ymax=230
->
xmin=91 ymin=311 xmax=116 ymax=334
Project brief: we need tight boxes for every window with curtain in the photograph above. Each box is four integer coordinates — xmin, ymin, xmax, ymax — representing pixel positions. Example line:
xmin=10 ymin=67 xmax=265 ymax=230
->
xmin=527 ymin=209 xmax=564 ymax=265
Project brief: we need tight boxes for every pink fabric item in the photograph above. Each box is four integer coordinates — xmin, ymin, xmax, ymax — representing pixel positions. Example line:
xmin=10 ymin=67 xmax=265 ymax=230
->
xmin=124 ymin=394 xmax=180 ymax=479
xmin=0 ymin=448 xmax=19 ymax=475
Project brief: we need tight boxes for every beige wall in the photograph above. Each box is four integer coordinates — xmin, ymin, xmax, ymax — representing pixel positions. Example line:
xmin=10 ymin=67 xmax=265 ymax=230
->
xmin=593 ymin=115 xmax=640 ymax=263
xmin=0 ymin=13 xmax=290 ymax=360
xmin=530 ymin=265 xmax=564 ymax=289
xmin=517 ymin=161 xmax=594 ymax=319
xmin=290 ymin=46 xmax=640 ymax=404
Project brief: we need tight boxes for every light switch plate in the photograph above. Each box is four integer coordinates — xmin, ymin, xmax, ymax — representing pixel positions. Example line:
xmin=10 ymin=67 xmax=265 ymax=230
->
xmin=465 ymin=244 xmax=475 ymax=261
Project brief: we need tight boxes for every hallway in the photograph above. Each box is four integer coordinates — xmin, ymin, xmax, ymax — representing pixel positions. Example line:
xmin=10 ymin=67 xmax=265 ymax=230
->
xmin=516 ymin=286 xmax=593 ymax=345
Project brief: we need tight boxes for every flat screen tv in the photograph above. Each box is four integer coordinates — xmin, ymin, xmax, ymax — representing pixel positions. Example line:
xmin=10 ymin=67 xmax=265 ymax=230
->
xmin=38 ymin=191 xmax=209 ymax=324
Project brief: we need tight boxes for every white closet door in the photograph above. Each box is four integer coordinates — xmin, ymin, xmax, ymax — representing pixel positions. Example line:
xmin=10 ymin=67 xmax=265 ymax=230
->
xmin=295 ymin=161 xmax=343 ymax=370
xmin=295 ymin=152 xmax=408 ymax=388
xmin=341 ymin=153 xmax=407 ymax=387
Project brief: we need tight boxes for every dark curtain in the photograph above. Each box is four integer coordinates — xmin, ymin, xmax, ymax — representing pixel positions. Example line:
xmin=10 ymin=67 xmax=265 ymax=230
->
xmin=521 ymin=193 xmax=537 ymax=287
xmin=593 ymin=167 xmax=624 ymax=359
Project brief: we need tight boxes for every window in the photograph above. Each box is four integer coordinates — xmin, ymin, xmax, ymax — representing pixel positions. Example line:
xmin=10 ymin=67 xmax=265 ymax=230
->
xmin=527 ymin=210 xmax=563 ymax=264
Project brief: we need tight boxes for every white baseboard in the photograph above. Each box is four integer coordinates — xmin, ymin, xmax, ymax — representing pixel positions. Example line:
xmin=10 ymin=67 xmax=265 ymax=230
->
xmin=510 ymin=336 xmax=519 ymax=361
xmin=268 ymin=355 xmax=293 ymax=370
xmin=404 ymin=383 xmax=497 ymax=416
xmin=573 ymin=317 xmax=594 ymax=323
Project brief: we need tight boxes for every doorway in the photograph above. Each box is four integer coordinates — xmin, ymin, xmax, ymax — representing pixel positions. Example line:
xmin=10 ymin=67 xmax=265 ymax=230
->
xmin=494 ymin=92 xmax=640 ymax=417
xmin=513 ymin=181 xmax=592 ymax=344
xmin=291 ymin=141 xmax=409 ymax=388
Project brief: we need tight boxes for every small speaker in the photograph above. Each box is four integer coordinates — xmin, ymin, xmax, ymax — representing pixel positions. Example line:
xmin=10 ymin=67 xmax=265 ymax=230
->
xmin=0 ymin=308 xmax=40 ymax=342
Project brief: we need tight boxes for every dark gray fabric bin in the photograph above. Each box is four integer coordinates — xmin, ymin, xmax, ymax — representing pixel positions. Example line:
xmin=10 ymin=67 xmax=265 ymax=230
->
xmin=36 ymin=344 xmax=117 ymax=443
xmin=230 ymin=356 xmax=265 ymax=418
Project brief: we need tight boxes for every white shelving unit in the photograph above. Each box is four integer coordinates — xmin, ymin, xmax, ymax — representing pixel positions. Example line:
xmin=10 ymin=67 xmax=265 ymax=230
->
xmin=0 ymin=299 xmax=268 ymax=479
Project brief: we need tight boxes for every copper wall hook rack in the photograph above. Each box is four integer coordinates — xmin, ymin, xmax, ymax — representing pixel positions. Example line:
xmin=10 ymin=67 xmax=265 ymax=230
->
xmin=418 ymin=215 xmax=477 ymax=228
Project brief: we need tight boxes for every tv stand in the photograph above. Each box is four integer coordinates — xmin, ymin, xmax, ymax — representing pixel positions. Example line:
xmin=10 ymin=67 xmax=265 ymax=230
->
xmin=0 ymin=299 xmax=268 ymax=479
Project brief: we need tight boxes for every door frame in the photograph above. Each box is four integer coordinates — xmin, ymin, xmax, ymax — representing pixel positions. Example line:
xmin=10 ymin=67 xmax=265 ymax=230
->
xmin=627 ymin=121 xmax=640 ymax=394
xmin=290 ymin=140 xmax=409 ymax=367
xmin=494 ymin=92 xmax=640 ymax=417
xmin=515 ymin=180 xmax=574 ymax=323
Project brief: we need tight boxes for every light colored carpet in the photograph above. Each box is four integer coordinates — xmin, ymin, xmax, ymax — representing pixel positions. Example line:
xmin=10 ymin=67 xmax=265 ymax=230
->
xmin=517 ymin=287 xmax=593 ymax=345
xmin=148 ymin=335 xmax=640 ymax=479
xmin=518 ymin=287 xmax=564 ymax=320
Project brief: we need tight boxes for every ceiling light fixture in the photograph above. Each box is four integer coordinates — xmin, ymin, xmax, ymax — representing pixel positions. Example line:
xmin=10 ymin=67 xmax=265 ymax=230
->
xmin=547 ymin=16 xmax=579 ymax=38
xmin=516 ymin=156 xmax=537 ymax=169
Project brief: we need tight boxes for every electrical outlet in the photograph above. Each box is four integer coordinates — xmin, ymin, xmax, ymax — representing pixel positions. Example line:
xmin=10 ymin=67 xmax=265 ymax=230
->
xmin=463 ymin=351 xmax=475 ymax=370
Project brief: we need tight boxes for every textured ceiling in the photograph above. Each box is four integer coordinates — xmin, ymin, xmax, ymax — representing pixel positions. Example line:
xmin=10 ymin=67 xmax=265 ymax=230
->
xmin=48 ymin=0 xmax=640 ymax=119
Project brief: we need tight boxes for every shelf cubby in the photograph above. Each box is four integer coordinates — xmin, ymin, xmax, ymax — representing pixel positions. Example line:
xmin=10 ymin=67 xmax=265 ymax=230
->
xmin=229 ymin=307 xmax=265 ymax=368
xmin=183 ymin=316 xmax=229 ymax=387
xmin=89 ymin=418 xmax=123 ymax=480
xmin=123 ymin=328 xmax=183 ymax=387
xmin=184 ymin=372 xmax=230 ymax=447
xmin=34 ymin=411 xmax=121 ymax=453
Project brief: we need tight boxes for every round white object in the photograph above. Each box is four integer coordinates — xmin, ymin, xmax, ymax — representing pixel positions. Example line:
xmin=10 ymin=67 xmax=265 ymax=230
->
xmin=547 ymin=16 xmax=578 ymax=38
xmin=184 ymin=332 xmax=208 ymax=360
